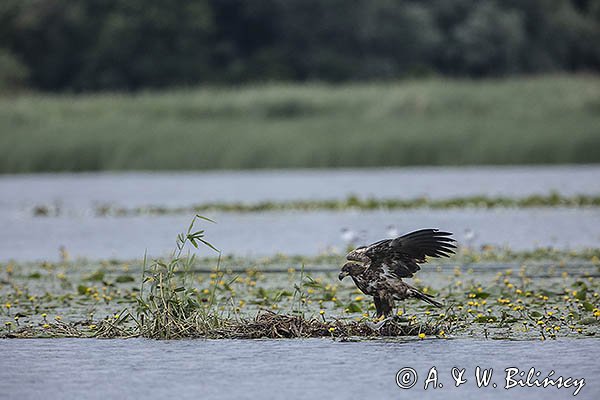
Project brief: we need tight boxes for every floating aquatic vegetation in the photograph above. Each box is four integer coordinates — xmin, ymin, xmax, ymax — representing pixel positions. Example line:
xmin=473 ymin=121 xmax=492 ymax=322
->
xmin=31 ymin=192 xmax=600 ymax=217
xmin=1 ymin=218 xmax=599 ymax=340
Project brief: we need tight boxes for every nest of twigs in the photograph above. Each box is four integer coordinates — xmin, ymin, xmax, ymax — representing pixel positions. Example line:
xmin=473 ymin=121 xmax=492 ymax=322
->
xmin=211 ymin=311 xmax=440 ymax=339
xmin=2 ymin=311 xmax=441 ymax=339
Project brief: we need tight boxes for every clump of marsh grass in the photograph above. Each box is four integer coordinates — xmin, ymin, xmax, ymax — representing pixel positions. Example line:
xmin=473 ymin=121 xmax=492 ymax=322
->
xmin=134 ymin=215 xmax=226 ymax=339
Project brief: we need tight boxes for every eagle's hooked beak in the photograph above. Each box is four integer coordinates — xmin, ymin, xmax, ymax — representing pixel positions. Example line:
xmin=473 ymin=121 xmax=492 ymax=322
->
xmin=338 ymin=271 xmax=349 ymax=281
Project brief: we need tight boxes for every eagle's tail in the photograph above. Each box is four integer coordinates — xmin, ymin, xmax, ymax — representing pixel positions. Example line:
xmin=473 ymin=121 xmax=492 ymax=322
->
xmin=408 ymin=286 xmax=443 ymax=308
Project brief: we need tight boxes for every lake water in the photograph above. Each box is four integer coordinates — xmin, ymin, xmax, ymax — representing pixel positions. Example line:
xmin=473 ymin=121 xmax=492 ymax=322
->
xmin=2 ymin=167 xmax=599 ymax=400
xmin=0 ymin=338 xmax=597 ymax=400
xmin=1 ymin=166 xmax=599 ymax=261
xmin=2 ymin=166 xmax=600 ymax=209
xmin=2 ymin=208 xmax=600 ymax=261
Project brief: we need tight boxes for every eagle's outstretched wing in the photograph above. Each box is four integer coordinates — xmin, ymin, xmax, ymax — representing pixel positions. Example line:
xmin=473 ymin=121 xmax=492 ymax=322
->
xmin=364 ymin=229 xmax=456 ymax=278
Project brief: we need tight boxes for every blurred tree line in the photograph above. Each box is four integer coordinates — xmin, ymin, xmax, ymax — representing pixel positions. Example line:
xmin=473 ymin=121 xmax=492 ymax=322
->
xmin=1 ymin=0 xmax=599 ymax=91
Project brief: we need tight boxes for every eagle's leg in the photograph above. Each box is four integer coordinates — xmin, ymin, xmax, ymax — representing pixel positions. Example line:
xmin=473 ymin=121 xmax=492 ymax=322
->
xmin=377 ymin=293 xmax=394 ymax=318
xmin=373 ymin=296 xmax=383 ymax=318
xmin=367 ymin=295 xmax=393 ymax=331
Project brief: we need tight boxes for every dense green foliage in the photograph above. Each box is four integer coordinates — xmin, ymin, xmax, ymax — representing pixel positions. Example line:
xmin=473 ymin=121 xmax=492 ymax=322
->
xmin=1 ymin=0 xmax=599 ymax=91
xmin=0 ymin=76 xmax=598 ymax=172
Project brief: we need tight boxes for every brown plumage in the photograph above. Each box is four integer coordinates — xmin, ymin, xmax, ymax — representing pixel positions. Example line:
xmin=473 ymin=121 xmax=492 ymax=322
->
xmin=338 ymin=229 xmax=456 ymax=317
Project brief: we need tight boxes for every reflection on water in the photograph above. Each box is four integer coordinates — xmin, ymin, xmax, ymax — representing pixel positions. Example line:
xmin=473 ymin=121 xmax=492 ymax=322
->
xmin=0 ymin=338 xmax=598 ymax=400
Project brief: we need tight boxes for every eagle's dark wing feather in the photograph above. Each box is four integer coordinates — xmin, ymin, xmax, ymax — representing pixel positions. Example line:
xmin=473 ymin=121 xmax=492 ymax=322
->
xmin=364 ymin=229 xmax=456 ymax=278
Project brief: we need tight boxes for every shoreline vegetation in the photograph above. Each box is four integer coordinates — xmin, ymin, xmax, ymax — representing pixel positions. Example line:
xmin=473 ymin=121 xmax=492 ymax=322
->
xmin=1 ymin=76 xmax=599 ymax=173
xmin=1 ymin=218 xmax=599 ymax=340
xmin=31 ymin=193 xmax=600 ymax=217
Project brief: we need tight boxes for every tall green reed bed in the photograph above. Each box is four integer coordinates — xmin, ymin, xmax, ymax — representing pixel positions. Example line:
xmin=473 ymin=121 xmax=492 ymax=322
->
xmin=1 ymin=217 xmax=599 ymax=340
xmin=1 ymin=76 xmax=599 ymax=173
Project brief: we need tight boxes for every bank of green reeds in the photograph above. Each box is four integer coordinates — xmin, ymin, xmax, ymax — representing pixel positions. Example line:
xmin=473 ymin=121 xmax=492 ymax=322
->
xmin=1 ymin=75 xmax=599 ymax=173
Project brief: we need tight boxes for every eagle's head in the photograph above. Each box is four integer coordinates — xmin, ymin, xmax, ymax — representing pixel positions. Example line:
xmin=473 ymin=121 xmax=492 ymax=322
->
xmin=345 ymin=246 xmax=369 ymax=262
xmin=338 ymin=261 xmax=367 ymax=281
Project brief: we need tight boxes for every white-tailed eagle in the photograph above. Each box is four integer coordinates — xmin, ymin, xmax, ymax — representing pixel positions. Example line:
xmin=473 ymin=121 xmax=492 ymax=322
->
xmin=338 ymin=228 xmax=456 ymax=317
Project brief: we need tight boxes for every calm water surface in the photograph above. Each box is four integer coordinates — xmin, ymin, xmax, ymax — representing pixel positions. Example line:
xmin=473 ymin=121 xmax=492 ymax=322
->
xmin=0 ymin=338 xmax=597 ymax=400
xmin=1 ymin=166 xmax=599 ymax=261
xmin=1 ymin=167 xmax=599 ymax=400
xmin=2 ymin=166 xmax=599 ymax=210
xmin=2 ymin=208 xmax=600 ymax=261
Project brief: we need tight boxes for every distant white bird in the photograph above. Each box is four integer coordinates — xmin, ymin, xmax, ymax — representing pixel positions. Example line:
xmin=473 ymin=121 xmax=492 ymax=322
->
xmin=386 ymin=224 xmax=399 ymax=237
xmin=464 ymin=228 xmax=477 ymax=249
xmin=59 ymin=245 xmax=70 ymax=262
xmin=340 ymin=227 xmax=359 ymax=245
